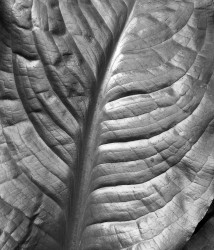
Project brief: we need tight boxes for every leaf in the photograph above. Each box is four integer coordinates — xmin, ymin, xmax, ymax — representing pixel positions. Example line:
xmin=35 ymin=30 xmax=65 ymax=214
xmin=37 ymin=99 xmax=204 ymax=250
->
xmin=0 ymin=0 xmax=214 ymax=249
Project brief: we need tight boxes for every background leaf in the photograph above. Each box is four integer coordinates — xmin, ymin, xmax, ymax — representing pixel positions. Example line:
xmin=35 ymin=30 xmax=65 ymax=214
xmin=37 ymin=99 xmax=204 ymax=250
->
xmin=183 ymin=201 xmax=214 ymax=250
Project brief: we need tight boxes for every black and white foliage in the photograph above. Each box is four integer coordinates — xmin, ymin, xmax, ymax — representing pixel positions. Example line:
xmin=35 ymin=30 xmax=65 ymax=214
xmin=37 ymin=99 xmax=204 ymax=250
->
xmin=0 ymin=0 xmax=214 ymax=249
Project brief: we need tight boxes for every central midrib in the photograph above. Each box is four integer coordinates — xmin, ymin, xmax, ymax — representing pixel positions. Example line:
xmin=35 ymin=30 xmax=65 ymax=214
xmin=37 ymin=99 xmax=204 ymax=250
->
xmin=69 ymin=1 xmax=138 ymax=249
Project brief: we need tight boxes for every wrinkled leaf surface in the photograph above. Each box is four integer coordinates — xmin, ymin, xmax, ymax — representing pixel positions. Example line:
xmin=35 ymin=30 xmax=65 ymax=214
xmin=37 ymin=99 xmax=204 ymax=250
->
xmin=0 ymin=0 xmax=214 ymax=249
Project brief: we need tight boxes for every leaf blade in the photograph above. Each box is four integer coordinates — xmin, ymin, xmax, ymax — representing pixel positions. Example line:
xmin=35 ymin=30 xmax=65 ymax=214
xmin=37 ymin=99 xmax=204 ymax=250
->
xmin=77 ymin=1 xmax=214 ymax=249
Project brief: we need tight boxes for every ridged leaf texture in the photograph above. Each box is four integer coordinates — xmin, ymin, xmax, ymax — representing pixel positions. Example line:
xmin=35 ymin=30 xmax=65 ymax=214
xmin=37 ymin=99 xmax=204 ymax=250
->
xmin=0 ymin=0 xmax=214 ymax=249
